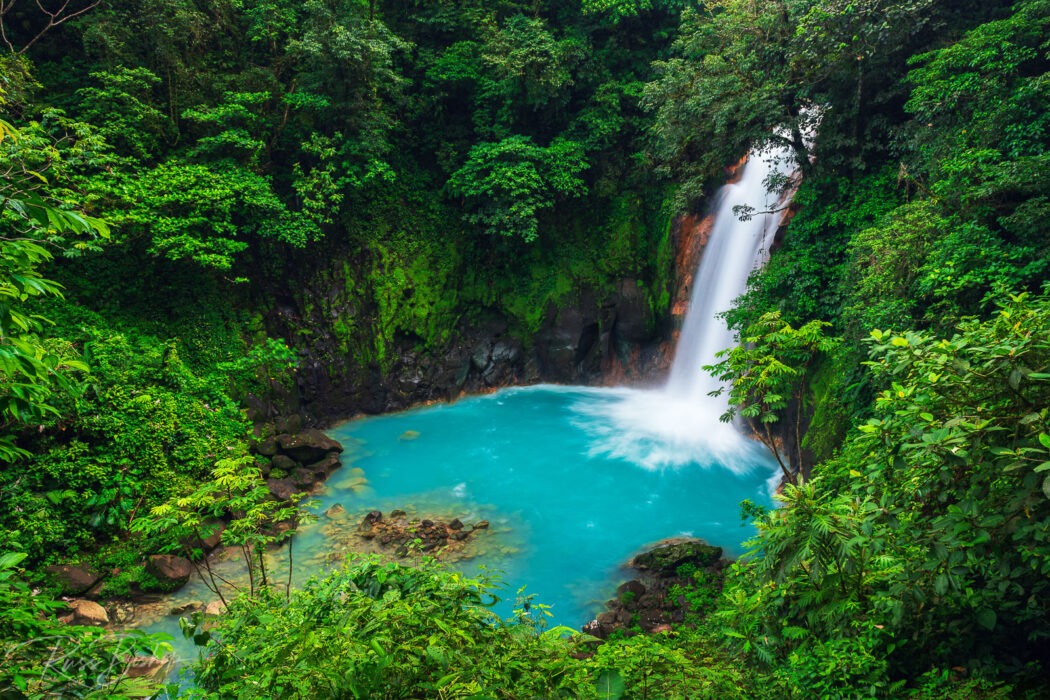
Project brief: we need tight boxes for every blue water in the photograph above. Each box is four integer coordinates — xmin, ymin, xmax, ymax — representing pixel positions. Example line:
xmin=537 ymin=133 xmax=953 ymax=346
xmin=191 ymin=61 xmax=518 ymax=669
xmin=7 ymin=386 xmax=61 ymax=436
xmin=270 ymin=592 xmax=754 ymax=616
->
xmin=317 ymin=383 xmax=777 ymax=626
xmin=140 ymin=383 xmax=778 ymax=678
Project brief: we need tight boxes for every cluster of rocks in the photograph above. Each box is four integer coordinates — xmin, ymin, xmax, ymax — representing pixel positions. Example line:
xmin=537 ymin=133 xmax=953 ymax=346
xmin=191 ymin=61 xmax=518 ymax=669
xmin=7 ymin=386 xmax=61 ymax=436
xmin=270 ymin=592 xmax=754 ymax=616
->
xmin=53 ymin=593 xmax=143 ymax=628
xmin=352 ymin=509 xmax=490 ymax=558
xmin=46 ymin=552 xmax=209 ymax=623
xmin=583 ymin=538 xmax=725 ymax=639
xmin=250 ymin=414 xmax=345 ymax=501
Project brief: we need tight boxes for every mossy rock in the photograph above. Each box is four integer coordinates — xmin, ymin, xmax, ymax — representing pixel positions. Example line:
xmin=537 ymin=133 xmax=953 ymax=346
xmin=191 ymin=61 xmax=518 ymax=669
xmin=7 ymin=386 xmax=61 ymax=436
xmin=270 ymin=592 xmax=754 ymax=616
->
xmin=631 ymin=540 xmax=722 ymax=576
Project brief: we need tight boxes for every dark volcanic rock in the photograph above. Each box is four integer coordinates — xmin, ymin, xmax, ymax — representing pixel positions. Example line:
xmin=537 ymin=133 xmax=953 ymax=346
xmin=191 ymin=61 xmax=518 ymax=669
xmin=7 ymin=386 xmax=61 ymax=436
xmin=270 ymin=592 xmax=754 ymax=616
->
xmin=617 ymin=580 xmax=646 ymax=599
xmin=356 ymin=512 xmax=489 ymax=558
xmin=46 ymin=564 xmax=102 ymax=596
xmin=277 ymin=429 xmax=343 ymax=463
xmin=631 ymin=540 xmax=722 ymax=576
xmin=293 ymin=466 xmax=321 ymax=488
xmin=613 ymin=279 xmax=653 ymax=343
xmin=267 ymin=477 xmax=300 ymax=501
xmin=275 ymin=414 xmax=304 ymax=435
xmin=308 ymin=453 xmax=342 ymax=477
xmin=253 ymin=437 xmax=278 ymax=457
xmin=271 ymin=454 xmax=299 ymax=472
xmin=146 ymin=555 xmax=194 ymax=588
xmin=585 ymin=538 xmax=728 ymax=639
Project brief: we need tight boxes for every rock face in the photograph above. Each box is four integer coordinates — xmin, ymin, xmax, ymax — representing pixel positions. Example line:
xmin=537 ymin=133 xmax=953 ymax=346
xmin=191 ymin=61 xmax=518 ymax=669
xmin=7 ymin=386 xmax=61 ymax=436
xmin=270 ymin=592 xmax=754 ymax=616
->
xmin=268 ymin=246 xmax=678 ymax=424
xmin=146 ymin=555 xmax=195 ymax=588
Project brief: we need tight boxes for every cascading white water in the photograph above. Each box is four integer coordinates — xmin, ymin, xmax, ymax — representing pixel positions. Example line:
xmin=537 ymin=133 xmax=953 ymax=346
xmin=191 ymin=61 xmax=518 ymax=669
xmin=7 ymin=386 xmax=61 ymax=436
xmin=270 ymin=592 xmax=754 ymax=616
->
xmin=666 ymin=148 xmax=794 ymax=402
xmin=574 ymin=146 xmax=795 ymax=472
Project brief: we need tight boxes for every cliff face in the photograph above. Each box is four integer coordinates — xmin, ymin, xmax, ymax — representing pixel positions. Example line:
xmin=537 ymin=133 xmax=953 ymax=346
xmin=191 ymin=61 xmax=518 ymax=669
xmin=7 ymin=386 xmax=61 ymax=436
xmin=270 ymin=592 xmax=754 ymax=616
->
xmin=266 ymin=262 xmax=671 ymax=425
xmin=254 ymin=200 xmax=724 ymax=426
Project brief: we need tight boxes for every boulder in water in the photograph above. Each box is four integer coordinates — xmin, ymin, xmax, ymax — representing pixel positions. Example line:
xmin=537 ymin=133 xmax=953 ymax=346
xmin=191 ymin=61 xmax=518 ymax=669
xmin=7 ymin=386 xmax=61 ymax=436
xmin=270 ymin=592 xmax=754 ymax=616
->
xmin=307 ymin=453 xmax=342 ymax=477
xmin=617 ymin=580 xmax=646 ymax=600
xmin=630 ymin=539 xmax=723 ymax=577
xmin=170 ymin=601 xmax=203 ymax=616
xmin=204 ymin=600 xmax=226 ymax=617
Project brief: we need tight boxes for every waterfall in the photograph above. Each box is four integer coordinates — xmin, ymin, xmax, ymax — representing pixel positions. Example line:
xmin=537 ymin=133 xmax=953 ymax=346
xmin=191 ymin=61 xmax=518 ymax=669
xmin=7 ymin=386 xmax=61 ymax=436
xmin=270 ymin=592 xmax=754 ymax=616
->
xmin=574 ymin=146 xmax=794 ymax=472
xmin=666 ymin=148 xmax=794 ymax=404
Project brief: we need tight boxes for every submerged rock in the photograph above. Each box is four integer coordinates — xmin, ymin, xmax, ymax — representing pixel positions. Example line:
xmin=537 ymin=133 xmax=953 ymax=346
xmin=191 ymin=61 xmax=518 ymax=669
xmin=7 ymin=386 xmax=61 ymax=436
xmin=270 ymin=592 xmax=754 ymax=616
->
xmin=169 ymin=601 xmax=203 ymax=616
xmin=355 ymin=511 xmax=492 ymax=560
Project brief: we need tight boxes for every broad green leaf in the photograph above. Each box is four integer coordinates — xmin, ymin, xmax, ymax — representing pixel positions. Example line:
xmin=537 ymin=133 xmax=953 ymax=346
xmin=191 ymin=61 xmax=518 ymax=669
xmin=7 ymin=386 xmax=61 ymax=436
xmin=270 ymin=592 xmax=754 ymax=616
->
xmin=595 ymin=669 xmax=625 ymax=700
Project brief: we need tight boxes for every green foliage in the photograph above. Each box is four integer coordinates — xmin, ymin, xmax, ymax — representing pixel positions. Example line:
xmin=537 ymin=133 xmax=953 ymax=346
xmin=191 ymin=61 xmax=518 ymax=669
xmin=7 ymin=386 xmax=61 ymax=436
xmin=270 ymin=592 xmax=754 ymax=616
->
xmin=1 ymin=313 xmax=251 ymax=558
xmin=902 ymin=0 xmax=1050 ymax=323
xmin=100 ymin=158 xmax=320 ymax=271
xmin=74 ymin=67 xmax=169 ymax=162
xmin=726 ymin=168 xmax=904 ymax=335
xmin=720 ymin=293 xmax=1050 ymax=695
xmin=189 ymin=555 xmax=594 ymax=699
xmin=447 ymin=135 xmax=588 ymax=243
xmin=133 ymin=455 xmax=311 ymax=602
xmin=0 ymin=116 xmax=107 ymax=466
xmin=0 ymin=552 xmax=171 ymax=698
xmin=370 ymin=236 xmax=462 ymax=366
xmin=216 ymin=337 xmax=298 ymax=404
xmin=706 ymin=311 xmax=839 ymax=480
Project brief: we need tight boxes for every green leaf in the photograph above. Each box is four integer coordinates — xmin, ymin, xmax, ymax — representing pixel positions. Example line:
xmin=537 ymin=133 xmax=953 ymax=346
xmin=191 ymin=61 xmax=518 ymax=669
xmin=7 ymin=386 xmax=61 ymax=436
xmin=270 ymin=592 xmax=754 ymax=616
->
xmin=0 ymin=552 xmax=28 ymax=570
xmin=975 ymin=608 xmax=997 ymax=630
xmin=595 ymin=669 xmax=625 ymax=700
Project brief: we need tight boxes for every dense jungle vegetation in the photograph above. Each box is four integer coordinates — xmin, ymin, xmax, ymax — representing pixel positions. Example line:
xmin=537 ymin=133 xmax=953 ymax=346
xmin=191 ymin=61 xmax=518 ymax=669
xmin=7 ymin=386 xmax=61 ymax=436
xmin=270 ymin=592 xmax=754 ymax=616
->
xmin=1 ymin=0 xmax=1048 ymax=697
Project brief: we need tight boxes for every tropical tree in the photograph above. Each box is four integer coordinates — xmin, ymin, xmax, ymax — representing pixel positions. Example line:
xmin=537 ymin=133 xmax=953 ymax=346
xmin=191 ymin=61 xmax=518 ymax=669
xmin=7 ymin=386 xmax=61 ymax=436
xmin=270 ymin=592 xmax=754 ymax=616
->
xmin=446 ymin=134 xmax=588 ymax=243
xmin=705 ymin=311 xmax=839 ymax=481
xmin=0 ymin=116 xmax=106 ymax=461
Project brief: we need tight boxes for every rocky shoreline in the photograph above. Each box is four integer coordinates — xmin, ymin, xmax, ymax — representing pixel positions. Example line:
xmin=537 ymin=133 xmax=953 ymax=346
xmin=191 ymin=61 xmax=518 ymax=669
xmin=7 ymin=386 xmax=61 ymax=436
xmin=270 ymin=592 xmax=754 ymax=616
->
xmin=584 ymin=538 xmax=727 ymax=639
